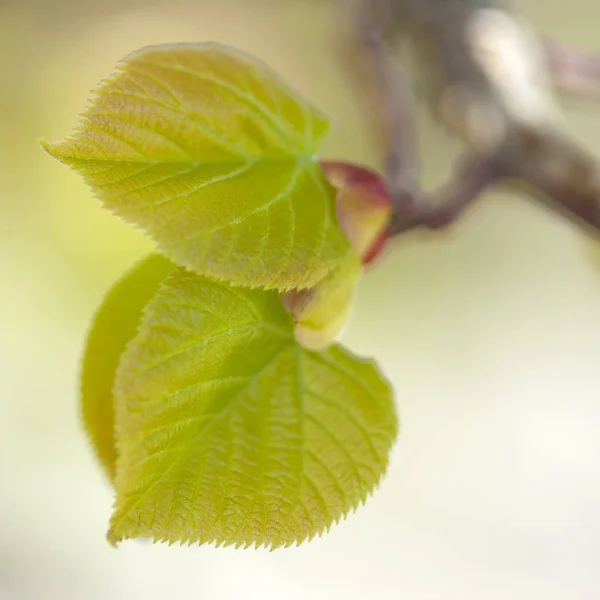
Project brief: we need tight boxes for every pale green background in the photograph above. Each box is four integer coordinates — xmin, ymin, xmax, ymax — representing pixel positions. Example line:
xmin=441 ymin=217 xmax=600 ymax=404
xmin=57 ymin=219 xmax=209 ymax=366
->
xmin=2 ymin=0 xmax=600 ymax=598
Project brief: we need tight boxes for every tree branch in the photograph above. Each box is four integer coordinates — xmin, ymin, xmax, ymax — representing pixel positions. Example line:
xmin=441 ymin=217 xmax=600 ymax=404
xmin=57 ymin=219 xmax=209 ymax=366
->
xmin=344 ymin=0 xmax=600 ymax=239
xmin=390 ymin=156 xmax=504 ymax=234
xmin=340 ymin=0 xmax=423 ymax=223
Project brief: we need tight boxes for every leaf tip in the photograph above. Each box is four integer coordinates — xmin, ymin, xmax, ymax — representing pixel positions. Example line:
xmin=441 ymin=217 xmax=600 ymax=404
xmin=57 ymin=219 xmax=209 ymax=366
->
xmin=39 ymin=138 xmax=55 ymax=156
xmin=40 ymin=138 xmax=69 ymax=164
xmin=106 ymin=527 xmax=122 ymax=548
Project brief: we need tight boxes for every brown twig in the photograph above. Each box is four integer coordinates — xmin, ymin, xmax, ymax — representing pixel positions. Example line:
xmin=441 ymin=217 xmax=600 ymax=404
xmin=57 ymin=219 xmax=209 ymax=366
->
xmin=340 ymin=0 xmax=423 ymax=223
xmin=344 ymin=0 xmax=600 ymax=239
xmin=390 ymin=156 xmax=505 ymax=234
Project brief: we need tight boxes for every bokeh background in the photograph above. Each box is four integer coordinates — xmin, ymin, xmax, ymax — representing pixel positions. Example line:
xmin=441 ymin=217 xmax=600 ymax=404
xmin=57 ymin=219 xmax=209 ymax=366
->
xmin=2 ymin=0 xmax=600 ymax=598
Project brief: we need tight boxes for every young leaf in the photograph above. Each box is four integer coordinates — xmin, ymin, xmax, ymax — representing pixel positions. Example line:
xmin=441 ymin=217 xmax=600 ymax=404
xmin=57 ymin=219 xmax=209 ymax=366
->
xmin=282 ymin=162 xmax=393 ymax=351
xmin=42 ymin=43 xmax=349 ymax=291
xmin=109 ymin=269 xmax=397 ymax=548
xmin=81 ymin=254 xmax=175 ymax=481
xmin=281 ymin=250 xmax=362 ymax=351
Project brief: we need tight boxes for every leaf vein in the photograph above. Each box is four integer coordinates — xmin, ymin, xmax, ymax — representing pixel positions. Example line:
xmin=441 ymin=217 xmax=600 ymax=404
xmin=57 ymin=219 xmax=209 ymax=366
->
xmin=137 ymin=59 xmax=303 ymax=150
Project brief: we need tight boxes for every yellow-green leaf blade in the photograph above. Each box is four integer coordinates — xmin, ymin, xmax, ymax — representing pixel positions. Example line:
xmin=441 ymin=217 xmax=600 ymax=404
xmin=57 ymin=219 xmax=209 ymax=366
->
xmin=42 ymin=43 xmax=349 ymax=290
xmin=282 ymin=249 xmax=363 ymax=351
xmin=109 ymin=270 xmax=397 ymax=548
xmin=80 ymin=254 xmax=175 ymax=481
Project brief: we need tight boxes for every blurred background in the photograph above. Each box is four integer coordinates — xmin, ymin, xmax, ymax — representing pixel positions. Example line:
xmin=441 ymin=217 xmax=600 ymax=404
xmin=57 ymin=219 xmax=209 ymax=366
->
xmin=2 ymin=0 xmax=600 ymax=598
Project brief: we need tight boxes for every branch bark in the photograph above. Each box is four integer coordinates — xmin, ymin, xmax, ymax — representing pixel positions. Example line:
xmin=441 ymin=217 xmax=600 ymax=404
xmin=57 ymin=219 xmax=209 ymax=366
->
xmin=342 ymin=0 xmax=600 ymax=238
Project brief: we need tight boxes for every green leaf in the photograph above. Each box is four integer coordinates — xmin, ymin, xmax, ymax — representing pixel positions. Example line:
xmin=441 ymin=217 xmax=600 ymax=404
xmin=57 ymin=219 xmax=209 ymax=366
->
xmin=42 ymin=43 xmax=349 ymax=291
xmin=282 ymin=249 xmax=362 ymax=351
xmin=109 ymin=269 xmax=397 ymax=548
xmin=80 ymin=254 xmax=175 ymax=481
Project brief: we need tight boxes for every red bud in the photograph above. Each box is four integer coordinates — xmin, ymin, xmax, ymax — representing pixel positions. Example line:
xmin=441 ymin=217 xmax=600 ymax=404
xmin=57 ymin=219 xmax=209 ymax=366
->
xmin=320 ymin=161 xmax=392 ymax=266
